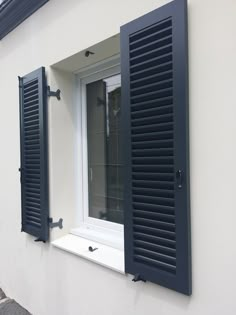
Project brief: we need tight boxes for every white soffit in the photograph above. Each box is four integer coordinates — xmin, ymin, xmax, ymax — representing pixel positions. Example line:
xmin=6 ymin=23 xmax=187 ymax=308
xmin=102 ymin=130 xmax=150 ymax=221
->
xmin=51 ymin=34 xmax=120 ymax=73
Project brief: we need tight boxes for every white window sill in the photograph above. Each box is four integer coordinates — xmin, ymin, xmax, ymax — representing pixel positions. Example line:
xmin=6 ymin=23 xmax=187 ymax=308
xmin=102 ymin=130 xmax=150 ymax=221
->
xmin=71 ymin=225 xmax=124 ymax=250
xmin=52 ymin=234 xmax=125 ymax=274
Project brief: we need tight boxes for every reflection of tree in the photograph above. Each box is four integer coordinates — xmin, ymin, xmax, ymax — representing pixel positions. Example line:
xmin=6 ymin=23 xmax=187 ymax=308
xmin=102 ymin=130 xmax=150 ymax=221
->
xmin=109 ymin=87 xmax=121 ymax=119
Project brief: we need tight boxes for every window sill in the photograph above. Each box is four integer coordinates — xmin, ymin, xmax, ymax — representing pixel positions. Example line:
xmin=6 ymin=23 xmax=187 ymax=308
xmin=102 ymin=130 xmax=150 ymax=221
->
xmin=71 ymin=225 xmax=124 ymax=250
xmin=52 ymin=234 xmax=125 ymax=274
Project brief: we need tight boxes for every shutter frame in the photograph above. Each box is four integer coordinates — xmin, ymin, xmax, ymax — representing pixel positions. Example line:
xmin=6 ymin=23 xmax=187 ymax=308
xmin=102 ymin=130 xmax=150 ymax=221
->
xmin=121 ymin=0 xmax=191 ymax=295
xmin=19 ymin=67 xmax=49 ymax=242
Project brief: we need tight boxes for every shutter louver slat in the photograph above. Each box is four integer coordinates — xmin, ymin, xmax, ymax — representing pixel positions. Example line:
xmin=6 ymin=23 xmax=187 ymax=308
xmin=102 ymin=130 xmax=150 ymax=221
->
xmin=134 ymin=255 xmax=176 ymax=274
xmin=131 ymin=97 xmax=173 ymax=111
xmin=122 ymin=0 xmax=191 ymax=295
xmin=19 ymin=67 xmax=49 ymax=242
xmin=131 ymin=70 xmax=173 ymax=88
xmin=130 ymin=34 xmax=172 ymax=56
xmin=129 ymin=19 xmax=172 ymax=43
xmin=134 ymin=239 xmax=176 ymax=256
xmin=130 ymin=62 xmax=173 ymax=82
xmin=134 ymin=232 xmax=176 ymax=248
xmin=131 ymin=79 xmax=173 ymax=95
xmin=133 ymin=202 xmax=174 ymax=214
xmin=24 ymin=104 xmax=39 ymax=112
xmin=133 ymin=188 xmax=174 ymax=198
xmin=130 ymin=54 xmax=173 ymax=74
xmin=131 ymin=105 xmax=173 ymax=119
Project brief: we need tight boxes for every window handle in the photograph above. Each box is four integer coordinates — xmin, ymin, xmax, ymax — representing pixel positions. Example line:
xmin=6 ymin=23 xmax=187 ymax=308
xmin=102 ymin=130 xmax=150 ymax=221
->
xmin=176 ymin=170 xmax=183 ymax=189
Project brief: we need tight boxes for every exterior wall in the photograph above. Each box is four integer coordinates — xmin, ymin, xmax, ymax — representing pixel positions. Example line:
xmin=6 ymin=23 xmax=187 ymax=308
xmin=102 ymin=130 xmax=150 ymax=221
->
xmin=0 ymin=0 xmax=236 ymax=314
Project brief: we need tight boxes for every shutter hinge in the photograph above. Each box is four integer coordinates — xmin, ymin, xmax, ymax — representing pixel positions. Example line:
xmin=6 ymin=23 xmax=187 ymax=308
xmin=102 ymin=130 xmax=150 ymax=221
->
xmin=47 ymin=86 xmax=61 ymax=100
xmin=33 ymin=219 xmax=63 ymax=242
xmin=18 ymin=76 xmax=23 ymax=88
xmin=132 ymin=274 xmax=146 ymax=283
xmin=176 ymin=169 xmax=183 ymax=189
xmin=18 ymin=167 xmax=24 ymax=184
xmin=48 ymin=217 xmax=63 ymax=229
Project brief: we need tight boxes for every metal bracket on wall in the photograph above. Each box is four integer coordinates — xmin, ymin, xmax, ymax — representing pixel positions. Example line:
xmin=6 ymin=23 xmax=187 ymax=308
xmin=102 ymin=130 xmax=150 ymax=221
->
xmin=49 ymin=218 xmax=63 ymax=229
xmin=33 ymin=218 xmax=63 ymax=242
xmin=47 ymin=86 xmax=61 ymax=100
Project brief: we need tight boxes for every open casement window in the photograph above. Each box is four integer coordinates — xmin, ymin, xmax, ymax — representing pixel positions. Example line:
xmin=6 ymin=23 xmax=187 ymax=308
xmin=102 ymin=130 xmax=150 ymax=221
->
xmin=76 ymin=64 xmax=124 ymax=250
xmin=86 ymin=76 xmax=123 ymax=224
xmin=121 ymin=0 xmax=191 ymax=295
xmin=19 ymin=67 xmax=49 ymax=242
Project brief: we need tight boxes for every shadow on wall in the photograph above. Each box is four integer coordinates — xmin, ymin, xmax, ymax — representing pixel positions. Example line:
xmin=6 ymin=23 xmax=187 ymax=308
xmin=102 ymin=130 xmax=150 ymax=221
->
xmin=49 ymin=67 xmax=77 ymax=129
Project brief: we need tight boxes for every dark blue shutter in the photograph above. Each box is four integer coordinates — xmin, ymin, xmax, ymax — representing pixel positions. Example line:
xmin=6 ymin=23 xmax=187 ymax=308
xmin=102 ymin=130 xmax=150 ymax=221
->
xmin=19 ymin=67 xmax=49 ymax=242
xmin=121 ymin=0 xmax=191 ymax=295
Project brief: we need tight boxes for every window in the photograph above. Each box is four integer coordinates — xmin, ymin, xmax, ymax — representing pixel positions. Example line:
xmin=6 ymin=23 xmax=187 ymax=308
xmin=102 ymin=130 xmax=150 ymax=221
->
xmin=86 ymin=74 xmax=123 ymax=225
xmin=73 ymin=62 xmax=124 ymax=250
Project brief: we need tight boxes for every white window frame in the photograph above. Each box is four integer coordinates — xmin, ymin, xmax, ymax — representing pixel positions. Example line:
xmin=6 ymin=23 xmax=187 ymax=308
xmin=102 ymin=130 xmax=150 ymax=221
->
xmin=71 ymin=56 xmax=124 ymax=251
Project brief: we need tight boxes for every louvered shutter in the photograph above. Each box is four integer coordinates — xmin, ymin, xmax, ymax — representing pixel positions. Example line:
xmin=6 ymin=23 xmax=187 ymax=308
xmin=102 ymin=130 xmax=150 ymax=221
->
xmin=121 ymin=0 xmax=191 ymax=295
xmin=19 ymin=67 xmax=49 ymax=242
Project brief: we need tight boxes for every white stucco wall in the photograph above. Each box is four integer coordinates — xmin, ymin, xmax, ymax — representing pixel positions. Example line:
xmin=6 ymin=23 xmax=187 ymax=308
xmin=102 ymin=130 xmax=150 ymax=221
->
xmin=0 ymin=0 xmax=236 ymax=314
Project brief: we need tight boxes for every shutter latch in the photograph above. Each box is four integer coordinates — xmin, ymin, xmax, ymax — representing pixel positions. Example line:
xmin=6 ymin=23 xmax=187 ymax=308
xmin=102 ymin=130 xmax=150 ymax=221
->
xmin=132 ymin=274 xmax=146 ymax=283
xmin=48 ymin=217 xmax=63 ymax=229
xmin=47 ymin=86 xmax=61 ymax=100
xmin=176 ymin=169 xmax=183 ymax=188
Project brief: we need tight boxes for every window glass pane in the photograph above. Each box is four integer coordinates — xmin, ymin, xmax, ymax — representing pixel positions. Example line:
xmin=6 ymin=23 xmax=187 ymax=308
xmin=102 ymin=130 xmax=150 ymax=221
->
xmin=86 ymin=74 xmax=123 ymax=224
